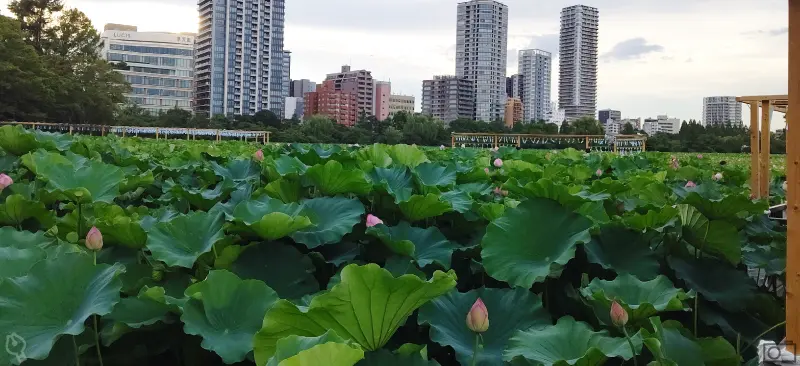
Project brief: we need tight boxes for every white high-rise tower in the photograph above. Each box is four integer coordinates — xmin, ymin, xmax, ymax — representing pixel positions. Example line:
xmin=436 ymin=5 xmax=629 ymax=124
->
xmin=518 ymin=49 xmax=552 ymax=123
xmin=559 ymin=5 xmax=599 ymax=121
xmin=456 ymin=0 xmax=509 ymax=122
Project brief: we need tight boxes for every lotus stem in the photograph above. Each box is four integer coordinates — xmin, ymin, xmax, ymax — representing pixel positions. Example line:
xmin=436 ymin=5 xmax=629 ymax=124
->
xmin=72 ymin=336 xmax=80 ymax=366
xmin=693 ymin=294 xmax=699 ymax=337
xmin=212 ymin=244 xmax=218 ymax=260
xmin=742 ymin=321 xmax=786 ymax=353
xmin=622 ymin=327 xmax=638 ymax=366
xmin=470 ymin=333 xmax=480 ymax=366
xmin=91 ymin=251 xmax=104 ymax=366
xmin=77 ymin=202 xmax=83 ymax=240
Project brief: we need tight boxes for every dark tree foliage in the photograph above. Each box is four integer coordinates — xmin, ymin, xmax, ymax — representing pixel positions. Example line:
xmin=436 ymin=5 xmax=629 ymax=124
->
xmin=645 ymin=121 xmax=786 ymax=154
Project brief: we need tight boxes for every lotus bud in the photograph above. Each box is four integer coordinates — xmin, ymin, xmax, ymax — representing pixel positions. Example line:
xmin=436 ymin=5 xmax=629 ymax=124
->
xmin=596 ymin=169 xmax=603 ymax=177
xmin=713 ymin=172 xmax=723 ymax=181
xmin=493 ymin=187 xmax=508 ymax=196
xmin=697 ymin=154 xmax=703 ymax=159
xmin=610 ymin=300 xmax=628 ymax=327
xmin=85 ymin=227 xmax=103 ymax=251
xmin=440 ymin=145 xmax=445 ymax=150
xmin=484 ymin=167 xmax=490 ymax=175
xmin=466 ymin=298 xmax=489 ymax=333
xmin=0 ymin=174 xmax=12 ymax=191
xmin=685 ymin=181 xmax=697 ymax=188
xmin=493 ymin=159 xmax=503 ymax=168
xmin=461 ymin=143 xmax=466 ymax=148
xmin=783 ymin=181 xmax=788 ymax=192
xmin=253 ymin=149 xmax=264 ymax=162
xmin=366 ymin=214 xmax=383 ymax=228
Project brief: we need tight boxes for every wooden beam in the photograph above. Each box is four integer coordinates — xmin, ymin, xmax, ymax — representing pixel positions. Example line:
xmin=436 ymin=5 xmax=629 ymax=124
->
xmin=751 ymin=101 xmax=761 ymax=197
xmin=787 ymin=0 xmax=800 ymax=347
xmin=761 ymin=100 xmax=772 ymax=198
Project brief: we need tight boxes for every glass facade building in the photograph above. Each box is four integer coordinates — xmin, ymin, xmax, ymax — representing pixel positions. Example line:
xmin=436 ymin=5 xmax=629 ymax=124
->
xmin=518 ymin=49 xmax=551 ymax=123
xmin=195 ymin=0 xmax=286 ymax=117
xmin=559 ymin=5 xmax=599 ymax=121
xmin=101 ymin=26 xmax=195 ymax=114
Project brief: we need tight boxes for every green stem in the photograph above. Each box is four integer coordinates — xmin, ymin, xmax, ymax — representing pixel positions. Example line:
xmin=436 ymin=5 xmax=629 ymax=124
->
xmin=693 ymin=294 xmax=699 ymax=337
xmin=77 ymin=202 xmax=83 ymax=240
xmin=622 ymin=327 xmax=638 ymax=366
xmin=91 ymin=251 xmax=103 ymax=366
xmin=72 ymin=335 xmax=81 ymax=366
xmin=212 ymin=244 xmax=218 ymax=260
xmin=742 ymin=321 xmax=787 ymax=353
xmin=470 ymin=333 xmax=480 ymax=366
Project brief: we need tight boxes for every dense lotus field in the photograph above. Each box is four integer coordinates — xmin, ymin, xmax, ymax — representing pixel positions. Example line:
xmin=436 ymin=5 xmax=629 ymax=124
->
xmin=0 ymin=124 xmax=789 ymax=366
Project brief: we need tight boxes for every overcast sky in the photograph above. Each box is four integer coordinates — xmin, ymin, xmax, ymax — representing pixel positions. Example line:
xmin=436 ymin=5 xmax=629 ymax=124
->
xmin=1 ymin=0 xmax=790 ymax=128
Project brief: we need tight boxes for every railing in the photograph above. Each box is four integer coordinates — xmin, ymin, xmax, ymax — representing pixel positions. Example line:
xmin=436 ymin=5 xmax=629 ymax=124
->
xmin=1 ymin=121 xmax=270 ymax=144
xmin=451 ymin=133 xmax=647 ymax=153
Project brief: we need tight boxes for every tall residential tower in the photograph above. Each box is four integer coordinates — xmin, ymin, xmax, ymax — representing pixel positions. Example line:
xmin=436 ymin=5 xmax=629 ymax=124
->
xmin=518 ymin=49 xmax=552 ymax=123
xmin=703 ymin=96 xmax=742 ymax=126
xmin=558 ymin=5 xmax=598 ymax=121
xmin=456 ymin=0 xmax=508 ymax=122
xmin=194 ymin=0 xmax=286 ymax=117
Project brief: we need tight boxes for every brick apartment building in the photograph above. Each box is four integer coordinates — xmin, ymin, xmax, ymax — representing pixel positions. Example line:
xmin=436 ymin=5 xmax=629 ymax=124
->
xmin=304 ymin=80 xmax=358 ymax=126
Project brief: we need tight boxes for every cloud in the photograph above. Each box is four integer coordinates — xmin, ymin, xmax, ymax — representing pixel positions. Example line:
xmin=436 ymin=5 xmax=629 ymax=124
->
xmin=602 ymin=38 xmax=664 ymax=61
xmin=742 ymin=27 xmax=788 ymax=36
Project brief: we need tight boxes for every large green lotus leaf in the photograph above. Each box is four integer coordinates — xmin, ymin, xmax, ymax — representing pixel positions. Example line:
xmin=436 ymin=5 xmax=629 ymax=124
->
xmin=622 ymin=207 xmax=680 ymax=233
xmin=504 ymin=178 xmax=590 ymax=209
xmin=161 ymin=179 xmax=231 ymax=211
xmin=418 ymin=287 xmax=551 ymax=366
xmin=399 ymin=194 xmax=453 ymax=222
xmin=481 ymin=198 xmax=592 ymax=288
xmin=305 ymin=160 xmax=372 ymax=195
xmin=265 ymin=178 xmax=302 ymax=203
xmin=0 ymin=193 xmax=53 ymax=228
xmin=182 ymin=270 xmax=280 ymax=364
xmin=0 ymin=227 xmax=56 ymax=249
xmin=367 ymin=166 xmax=414 ymax=203
xmin=667 ymin=256 xmax=754 ymax=312
xmin=267 ymin=330 xmax=365 ymax=366
xmin=356 ymin=144 xmax=393 ymax=168
xmin=389 ymin=144 xmax=429 ymax=168
xmin=266 ymin=155 xmax=308 ymax=180
xmin=580 ymin=274 xmax=692 ymax=325
xmin=253 ymin=264 xmax=457 ymax=364
xmin=697 ymin=336 xmax=740 ymax=366
xmin=291 ymin=197 xmax=365 ymax=248
xmin=31 ymin=151 xmax=124 ymax=203
xmin=0 ymin=253 xmax=124 ymax=361
xmin=676 ymin=204 xmax=741 ymax=265
xmin=0 ymin=155 xmax=16 ymax=172
xmin=682 ymin=192 xmax=765 ymax=228
xmin=504 ymin=316 xmax=642 ymax=365
xmin=0 ymin=228 xmax=48 ymax=280
xmin=92 ymin=203 xmax=148 ymax=249
xmin=105 ymin=286 xmax=176 ymax=329
xmin=230 ymin=242 xmax=320 ymax=299
xmin=583 ymin=225 xmax=661 ymax=280
xmin=414 ymin=162 xmax=456 ymax=190
xmin=145 ymin=211 xmax=225 ymax=268
xmin=366 ymin=222 xmax=460 ymax=268
xmin=210 ymin=159 xmax=260 ymax=182
xmin=32 ymin=129 xmax=73 ymax=151
xmin=119 ymin=169 xmax=154 ymax=193
xmin=233 ymin=197 xmax=312 ymax=240
xmin=477 ymin=202 xmax=506 ymax=221
xmin=357 ymin=349 xmax=440 ymax=365
xmin=455 ymin=182 xmax=494 ymax=196
xmin=440 ymin=190 xmax=473 ymax=214
xmin=0 ymin=125 xmax=38 ymax=155
xmin=642 ymin=318 xmax=704 ymax=366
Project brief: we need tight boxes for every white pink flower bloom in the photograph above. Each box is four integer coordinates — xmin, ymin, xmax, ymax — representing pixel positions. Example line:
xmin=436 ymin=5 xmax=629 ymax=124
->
xmin=85 ymin=227 xmax=103 ymax=251
xmin=366 ymin=214 xmax=383 ymax=228
xmin=493 ymin=159 xmax=503 ymax=168
xmin=610 ymin=300 xmax=628 ymax=327
xmin=713 ymin=172 xmax=723 ymax=181
xmin=0 ymin=174 xmax=12 ymax=192
xmin=596 ymin=169 xmax=603 ymax=177
xmin=685 ymin=181 xmax=697 ymax=188
xmin=466 ymin=298 xmax=489 ymax=333
xmin=253 ymin=149 xmax=264 ymax=162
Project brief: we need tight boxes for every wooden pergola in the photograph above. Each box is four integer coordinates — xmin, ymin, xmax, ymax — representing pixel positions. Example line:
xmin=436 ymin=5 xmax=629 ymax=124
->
xmin=786 ymin=0 xmax=798 ymax=347
xmin=737 ymin=95 xmax=788 ymax=199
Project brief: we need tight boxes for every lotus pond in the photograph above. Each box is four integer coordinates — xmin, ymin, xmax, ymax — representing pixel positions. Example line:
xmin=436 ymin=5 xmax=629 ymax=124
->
xmin=0 ymin=124 xmax=789 ymax=366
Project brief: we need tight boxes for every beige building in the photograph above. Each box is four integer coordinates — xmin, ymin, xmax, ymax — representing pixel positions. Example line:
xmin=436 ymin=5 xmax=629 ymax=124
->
xmin=504 ymin=98 xmax=523 ymax=127
xmin=325 ymin=65 xmax=375 ymax=116
xmin=389 ymin=94 xmax=415 ymax=117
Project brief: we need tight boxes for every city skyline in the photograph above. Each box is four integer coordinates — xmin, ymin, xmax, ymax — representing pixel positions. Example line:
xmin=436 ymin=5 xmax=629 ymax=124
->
xmin=0 ymin=0 xmax=789 ymax=128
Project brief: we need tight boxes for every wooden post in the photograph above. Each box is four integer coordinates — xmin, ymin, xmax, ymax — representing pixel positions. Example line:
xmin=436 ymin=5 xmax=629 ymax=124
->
xmin=69 ymin=126 xmax=73 ymax=135
xmin=156 ymin=128 xmax=160 ymax=140
xmin=262 ymin=133 xmax=266 ymax=144
xmin=786 ymin=0 xmax=799 ymax=347
xmin=517 ymin=135 xmax=521 ymax=147
xmin=266 ymin=132 xmax=270 ymax=144
xmin=750 ymin=101 xmax=761 ymax=197
xmin=585 ymin=136 xmax=589 ymax=150
xmin=451 ymin=134 xmax=455 ymax=148
xmin=761 ymin=100 xmax=772 ymax=198
xmin=493 ymin=135 xmax=498 ymax=149
xmin=216 ymin=130 xmax=221 ymax=142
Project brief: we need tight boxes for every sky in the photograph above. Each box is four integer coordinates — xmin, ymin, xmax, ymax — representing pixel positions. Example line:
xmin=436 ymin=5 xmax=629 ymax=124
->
xmin=0 ymin=0 xmax=791 ymax=129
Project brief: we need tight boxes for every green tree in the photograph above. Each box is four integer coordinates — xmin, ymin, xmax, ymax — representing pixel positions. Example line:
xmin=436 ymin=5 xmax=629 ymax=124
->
xmin=158 ymin=107 xmax=192 ymax=127
xmin=621 ymin=123 xmax=635 ymax=135
xmin=571 ymin=117 xmax=604 ymax=135
xmin=7 ymin=0 xmax=63 ymax=54
xmin=0 ymin=15 xmax=52 ymax=121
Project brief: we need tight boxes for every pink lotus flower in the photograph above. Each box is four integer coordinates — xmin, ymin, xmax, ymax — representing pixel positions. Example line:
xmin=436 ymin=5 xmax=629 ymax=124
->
xmin=484 ymin=167 xmax=490 ymax=175
xmin=670 ymin=156 xmax=680 ymax=170
xmin=610 ymin=300 xmax=629 ymax=327
xmin=712 ymin=172 xmax=723 ymax=181
xmin=697 ymin=154 xmax=703 ymax=159
xmin=596 ymin=169 xmax=603 ymax=177
xmin=685 ymin=181 xmax=697 ymax=188
xmin=0 ymin=174 xmax=12 ymax=192
xmin=86 ymin=227 xmax=103 ymax=251
xmin=493 ymin=159 xmax=503 ymax=168
xmin=466 ymin=298 xmax=489 ymax=333
xmin=253 ymin=149 xmax=264 ymax=162
xmin=365 ymin=214 xmax=383 ymax=227
xmin=493 ymin=187 xmax=508 ymax=196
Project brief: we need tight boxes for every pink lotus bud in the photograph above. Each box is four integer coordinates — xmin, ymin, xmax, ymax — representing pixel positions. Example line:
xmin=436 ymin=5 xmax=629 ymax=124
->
xmin=440 ymin=145 xmax=445 ymax=150
xmin=253 ymin=149 xmax=264 ymax=162
xmin=0 ymin=174 xmax=12 ymax=191
xmin=466 ymin=298 xmax=489 ymax=333
xmin=484 ymin=167 xmax=490 ymax=175
xmin=366 ymin=214 xmax=383 ymax=228
xmin=596 ymin=169 xmax=603 ymax=177
xmin=783 ymin=181 xmax=788 ymax=192
xmin=493 ymin=187 xmax=508 ymax=196
xmin=493 ymin=159 xmax=503 ymax=168
xmin=610 ymin=300 xmax=628 ymax=327
xmin=685 ymin=181 xmax=697 ymax=188
xmin=713 ymin=173 xmax=723 ymax=181
xmin=750 ymin=193 xmax=756 ymax=200
xmin=697 ymin=154 xmax=703 ymax=159
xmin=461 ymin=144 xmax=466 ymax=148
xmin=85 ymin=227 xmax=103 ymax=251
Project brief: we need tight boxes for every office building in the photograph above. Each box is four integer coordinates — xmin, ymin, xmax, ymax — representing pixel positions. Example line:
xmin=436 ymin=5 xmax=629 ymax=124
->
xmin=605 ymin=121 xmax=623 ymax=136
xmin=389 ymin=95 xmax=415 ymax=117
xmin=325 ymin=65 xmax=375 ymax=116
xmin=598 ymin=109 xmax=621 ymax=124
xmin=282 ymin=50 xmax=291 ymax=100
xmin=285 ymin=97 xmax=303 ymax=119
xmin=643 ymin=115 xmax=682 ymax=135
xmin=101 ymin=25 xmax=195 ymax=114
xmin=559 ymin=5 xmax=599 ymax=120
xmin=506 ymin=74 xmax=523 ymax=99
xmin=456 ymin=0 xmax=508 ymax=122
xmin=304 ymin=80 xmax=358 ymax=126
xmin=374 ymin=81 xmax=391 ymax=121
xmin=290 ymin=79 xmax=316 ymax=98
xmin=504 ymin=98 xmax=523 ymax=127
xmin=519 ymin=49 xmax=552 ymax=123
xmin=422 ymin=75 xmax=475 ymax=123
xmin=620 ymin=117 xmax=642 ymax=130
xmin=703 ymin=96 xmax=742 ymax=126
xmin=194 ymin=0 xmax=286 ymax=117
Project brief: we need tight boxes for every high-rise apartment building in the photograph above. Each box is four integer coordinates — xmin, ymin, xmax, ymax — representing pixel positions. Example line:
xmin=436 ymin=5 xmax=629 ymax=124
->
xmin=559 ymin=5 xmax=599 ymax=121
xmin=194 ymin=0 xmax=286 ymax=117
xmin=703 ymin=96 xmax=742 ymax=126
xmin=422 ymin=76 xmax=475 ymax=123
xmin=290 ymin=79 xmax=316 ymax=98
xmin=304 ymin=80 xmax=358 ymax=126
xmin=518 ymin=49 xmax=552 ymax=123
xmin=282 ymin=50 xmax=291 ymax=101
xmin=101 ymin=25 xmax=195 ymax=114
xmin=456 ymin=0 xmax=508 ymax=122
xmin=598 ymin=109 xmax=621 ymax=124
xmin=325 ymin=65 xmax=375 ymax=116
xmin=506 ymin=74 xmax=523 ymax=99
xmin=374 ymin=81 xmax=391 ymax=121
xmin=389 ymin=95 xmax=415 ymax=117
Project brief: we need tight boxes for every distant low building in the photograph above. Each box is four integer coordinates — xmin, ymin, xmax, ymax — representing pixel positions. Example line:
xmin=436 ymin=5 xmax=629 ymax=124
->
xmin=598 ymin=109 xmax=621 ymax=124
xmin=374 ymin=81 xmax=392 ymax=121
xmin=389 ymin=94 xmax=415 ymax=117
xmin=285 ymin=97 xmax=304 ymax=119
xmin=643 ymin=115 xmax=681 ymax=135
xmin=546 ymin=102 xmax=566 ymax=125
xmin=504 ymin=98 xmax=523 ymax=127
xmin=619 ymin=117 xmax=641 ymax=130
